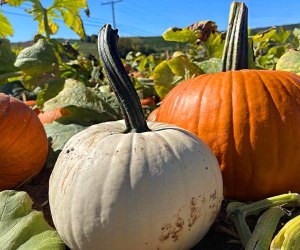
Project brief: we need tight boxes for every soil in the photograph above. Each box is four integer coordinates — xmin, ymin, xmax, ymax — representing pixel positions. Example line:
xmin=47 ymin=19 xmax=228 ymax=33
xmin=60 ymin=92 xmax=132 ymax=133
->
xmin=15 ymin=165 xmax=272 ymax=250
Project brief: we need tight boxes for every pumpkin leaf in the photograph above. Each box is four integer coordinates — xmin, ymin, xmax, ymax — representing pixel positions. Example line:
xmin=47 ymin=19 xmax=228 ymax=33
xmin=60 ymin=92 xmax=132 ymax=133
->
xmin=36 ymin=77 xmax=66 ymax=106
xmin=44 ymin=122 xmax=85 ymax=153
xmin=59 ymin=10 xmax=85 ymax=39
xmin=51 ymin=0 xmax=87 ymax=39
xmin=43 ymin=78 xmax=121 ymax=125
xmin=163 ymin=27 xmax=196 ymax=43
xmin=0 ymin=80 xmax=37 ymax=100
xmin=276 ymin=49 xmax=300 ymax=75
xmin=203 ymin=32 xmax=225 ymax=58
xmin=0 ymin=10 xmax=14 ymax=37
xmin=14 ymin=39 xmax=59 ymax=77
xmin=163 ymin=21 xmax=218 ymax=44
xmin=0 ymin=39 xmax=18 ymax=74
xmin=252 ymin=28 xmax=277 ymax=43
xmin=198 ymin=58 xmax=222 ymax=73
xmin=0 ymin=190 xmax=65 ymax=250
xmin=1 ymin=0 xmax=25 ymax=6
xmin=153 ymin=53 xmax=203 ymax=98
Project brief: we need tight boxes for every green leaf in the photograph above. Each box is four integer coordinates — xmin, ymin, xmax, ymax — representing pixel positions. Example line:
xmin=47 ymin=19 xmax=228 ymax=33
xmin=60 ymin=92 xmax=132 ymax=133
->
xmin=0 ymin=80 xmax=37 ymax=100
xmin=276 ymin=49 xmax=300 ymax=75
xmin=0 ymin=10 xmax=14 ymax=37
xmin=256 ymin=45 xmax=288 ymax=70
xmin=14 ymin=39 xmax=59 ymax=77
xmin=293 ymin=28 xmax=300 ymax=40
xmin=0 ymin=190 xmax=65 ymax=250
xmin=36 ymin=78 xmax=66 ymax=106
xmin=203 ymin=32 xmax=225 ymax=58
xmin=43 ymin=79 xmax=121 ymax=125
xmin=44 ymin=122 xmax=85 ymax=153
xmin=163 ymin=27 xmax=196 ymax=43
xmin=153 ymin=53 xmax=203 ymax=98
xmin=0 ymin=39 xmax=18 ymax=74
xmin=198 ymin=58 xmax=222 ymax=73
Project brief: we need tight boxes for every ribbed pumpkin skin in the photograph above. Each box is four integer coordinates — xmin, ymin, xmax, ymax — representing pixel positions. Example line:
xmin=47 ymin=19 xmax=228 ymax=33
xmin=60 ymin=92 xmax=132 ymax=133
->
xmin=155 ymin=69 xmax=300 ymax=201
xmin=49 ymin=121 xmax=223 ymax=250
xmin=0 ymin=94 xmax=48 ymax=189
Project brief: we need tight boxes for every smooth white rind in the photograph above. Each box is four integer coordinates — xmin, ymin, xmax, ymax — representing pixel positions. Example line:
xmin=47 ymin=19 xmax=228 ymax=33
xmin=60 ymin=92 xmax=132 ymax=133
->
xmin=49 ymin=121 xmax=223 ymax=250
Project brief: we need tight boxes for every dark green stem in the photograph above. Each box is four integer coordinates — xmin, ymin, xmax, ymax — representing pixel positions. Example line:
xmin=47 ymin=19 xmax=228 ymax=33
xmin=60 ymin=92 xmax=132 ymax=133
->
xmin=0 ymin=71 xmax=22 ymax=81
xmin=98 ymin=24 xmax=150 ymax=133
xmin=222 ymin=2 xmax=248 ymax=71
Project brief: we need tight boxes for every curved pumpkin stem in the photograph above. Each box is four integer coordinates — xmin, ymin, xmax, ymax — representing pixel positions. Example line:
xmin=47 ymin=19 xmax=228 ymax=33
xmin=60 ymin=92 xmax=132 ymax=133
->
xmin=222 ymin=1 xmax=248 ymax=71
xmin=98 ymin=24 xmax=150 ymax=133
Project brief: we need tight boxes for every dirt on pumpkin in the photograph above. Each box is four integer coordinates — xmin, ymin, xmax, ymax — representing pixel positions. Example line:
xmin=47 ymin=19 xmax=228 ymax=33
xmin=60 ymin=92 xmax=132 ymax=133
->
xmin=17 ymin=165 xmax=244 ymax=250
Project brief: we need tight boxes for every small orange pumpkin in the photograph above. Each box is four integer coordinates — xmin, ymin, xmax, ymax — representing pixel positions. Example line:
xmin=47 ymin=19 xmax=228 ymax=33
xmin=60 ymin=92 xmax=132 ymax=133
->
xmin=38 ymin=108 xmax=70 ymax=125
xmin=0 ymin=93 xmax=48 ymax=189
xmin=153 ymin=2 xmax=300 ymax=200
xmin=24 ymin=100 xmax=40 ymax=115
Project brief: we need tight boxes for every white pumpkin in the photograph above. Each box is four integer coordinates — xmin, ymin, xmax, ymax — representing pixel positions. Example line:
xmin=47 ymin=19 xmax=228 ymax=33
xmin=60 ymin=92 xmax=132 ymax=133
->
xmin=49 ymin=24 xmax=223 ymax=250
xmin=49 ymin=120 xmax=223 ymax=250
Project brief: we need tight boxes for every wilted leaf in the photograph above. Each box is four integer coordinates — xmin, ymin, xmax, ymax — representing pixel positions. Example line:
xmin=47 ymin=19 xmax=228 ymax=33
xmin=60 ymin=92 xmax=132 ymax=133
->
xmin=14 ymin=39 xmax=59 ymax=76
xmin=198 ymin=58 xmax=222 ymax=73
xmin=0 ymin=10 xmax=14 ymax=37
xmin=163 ymin=20 xmax=218 ymax=44
xmin=276 ymin=49 xmax=300 ymax=75
xmin=0 ymin=190 xmax=65 ymax=250
xmin=187 ymin=20 xmax=218 ymax=42
xmin=43 ymin=78 xmax=121 ymax=125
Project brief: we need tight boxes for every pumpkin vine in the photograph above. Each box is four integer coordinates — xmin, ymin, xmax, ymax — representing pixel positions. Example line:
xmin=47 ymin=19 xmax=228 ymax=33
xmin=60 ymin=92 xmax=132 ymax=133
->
xmin=98 ymin=24 xmax=150 ymax=133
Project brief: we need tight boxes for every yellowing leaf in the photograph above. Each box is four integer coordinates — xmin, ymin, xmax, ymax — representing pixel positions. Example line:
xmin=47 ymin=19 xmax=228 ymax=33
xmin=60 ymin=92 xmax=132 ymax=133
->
xmin=52 ymin=0 xmax=87 ymax=12
xmin=2 ymin=0 xmax=25 ymax=6
xmin=60 ymin=10 xmax=85 ymax=38
xmin=0 ymin=10 xmax=14 ymax=37
xmin=252 ymin=28 xmax=277 ymax=42
xmin=153 ymin=54 xmax=203 ymax=98
xmin=163 ymin=27 xmax=196 ymax=43
xmin=38 ymin=20 xmax=59 ymax=35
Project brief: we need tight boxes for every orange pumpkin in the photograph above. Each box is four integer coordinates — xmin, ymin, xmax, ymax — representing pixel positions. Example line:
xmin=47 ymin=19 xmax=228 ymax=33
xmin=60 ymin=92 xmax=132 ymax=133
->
xmin=0 ymin=94 xmax=48 ymax=189
xmin=147 ymin=107 xmax=159 ymax=121
xmin=140 ymin=95 xmax=156 ymax=106
xmin=24 ymin=100 xmax=40 ymax=115
xmin=38 ymin=108 xmax=70 ymax=125
xmin=153 ymin=3 xmax=300 ymax=200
